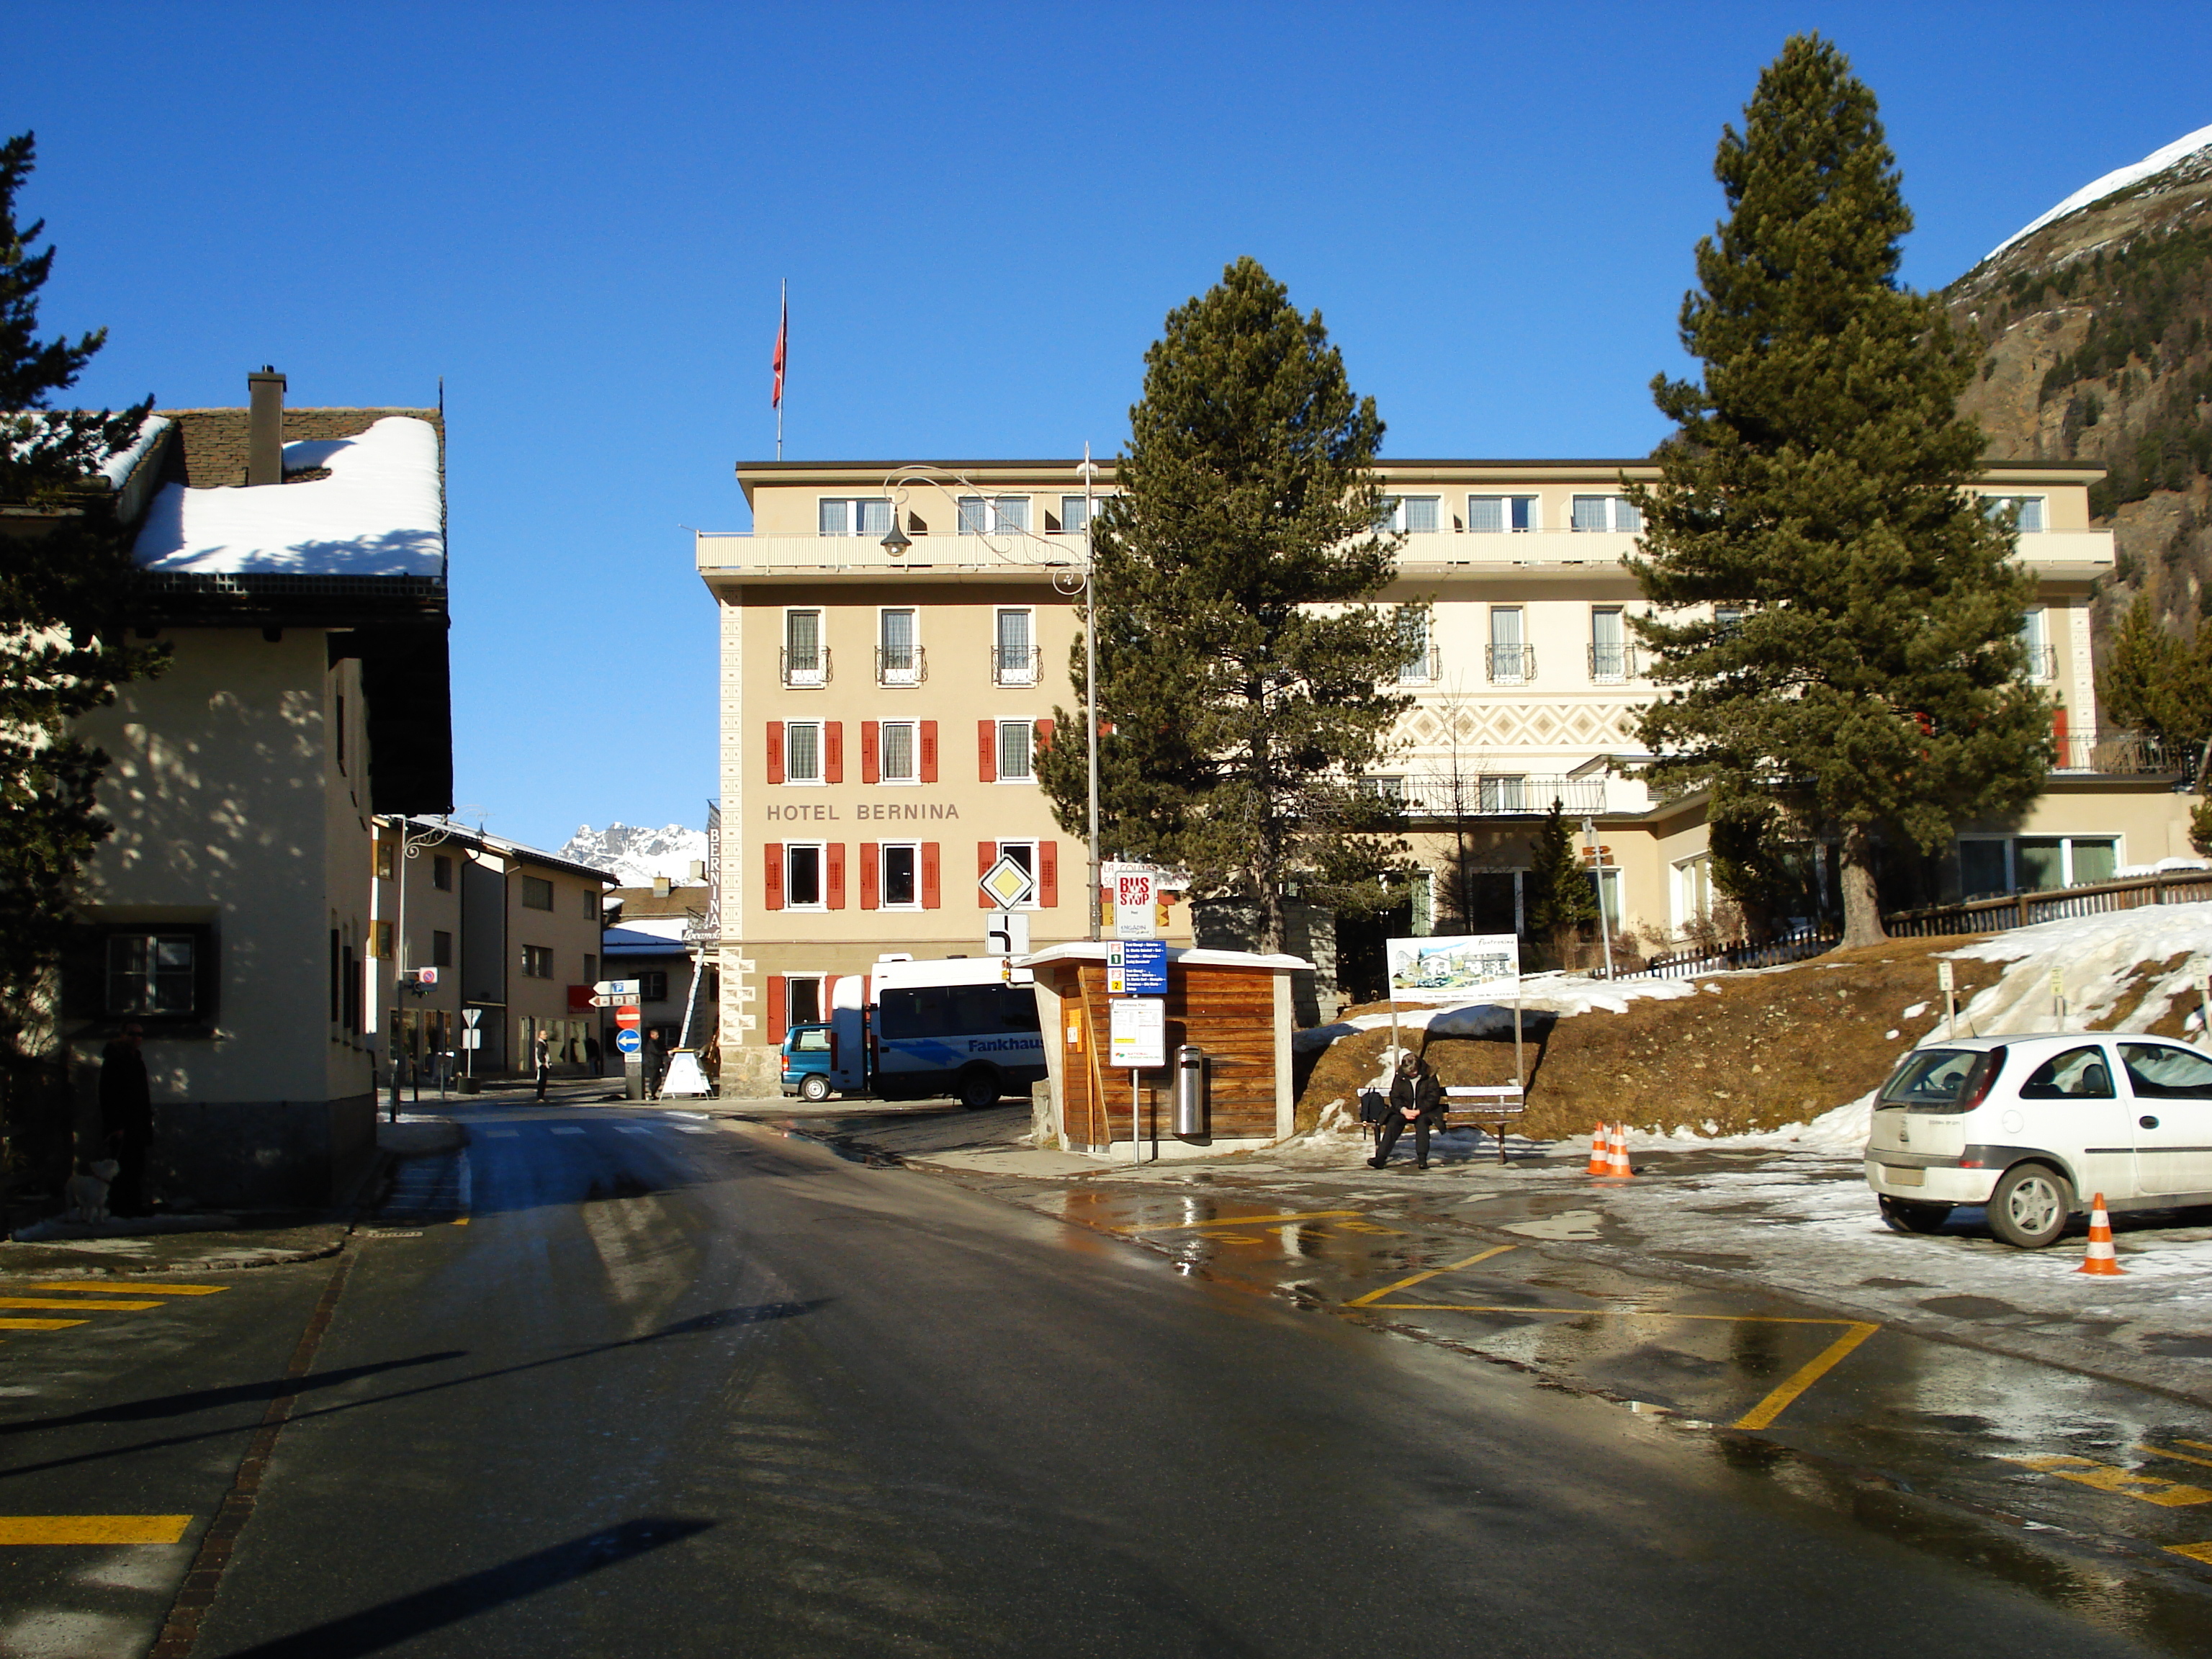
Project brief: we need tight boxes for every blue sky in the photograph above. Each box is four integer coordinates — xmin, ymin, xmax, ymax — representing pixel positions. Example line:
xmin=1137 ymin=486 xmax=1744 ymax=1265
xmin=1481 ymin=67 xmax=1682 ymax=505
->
xmin=9 ymin=2 xmax=2209 ymax=853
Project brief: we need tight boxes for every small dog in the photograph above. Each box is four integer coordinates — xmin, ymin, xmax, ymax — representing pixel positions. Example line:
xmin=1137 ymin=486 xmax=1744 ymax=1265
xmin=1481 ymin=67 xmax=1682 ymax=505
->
xmin=64 ymin=1159 xmax=121 ymax=1224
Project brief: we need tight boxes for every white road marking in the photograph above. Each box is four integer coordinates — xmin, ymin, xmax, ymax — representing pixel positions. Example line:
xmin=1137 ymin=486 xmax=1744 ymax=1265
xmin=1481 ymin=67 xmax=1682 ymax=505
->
xmin=481 ymin=1129 xmax=518 ymax=1138
xmin=615 ymin=1126 xmax=650 ymax=1136
xmin=549 ymin=1127 xmax=585 ymax=1136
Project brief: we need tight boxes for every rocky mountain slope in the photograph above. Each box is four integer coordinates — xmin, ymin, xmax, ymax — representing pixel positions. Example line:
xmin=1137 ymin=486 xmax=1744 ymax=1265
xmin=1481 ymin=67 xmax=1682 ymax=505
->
xmin=1946 ymin=125 xmax=2212 ymax=652
xmin=559 ymin=822 xmax=709 ymax=888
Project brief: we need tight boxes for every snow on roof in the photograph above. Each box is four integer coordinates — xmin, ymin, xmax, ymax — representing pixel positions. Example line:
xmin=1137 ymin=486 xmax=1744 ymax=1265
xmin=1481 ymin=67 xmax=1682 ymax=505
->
xmin=132 ymin=415 xmax=442 ymax=577
xmin=1984 ymin=121 xmax=2212 ymax=264
xmin=2 ymin=412 xmax=169 ymax=487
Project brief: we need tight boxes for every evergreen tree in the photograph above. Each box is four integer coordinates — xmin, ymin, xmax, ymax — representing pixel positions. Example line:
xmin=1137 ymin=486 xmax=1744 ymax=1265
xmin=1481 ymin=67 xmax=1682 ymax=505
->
xmin=0 ymin=130 xmax=161 ymax=1158
xmin=1525 ymin=799 xmax=1598 ymax=942
xmin=1627 ymin=36 xmax=2049 ymax=948
xmin=1035 ymin=257 xmax=1410 ymax=951
xmin=2097 ymin=594 xmax=2212 ymax=762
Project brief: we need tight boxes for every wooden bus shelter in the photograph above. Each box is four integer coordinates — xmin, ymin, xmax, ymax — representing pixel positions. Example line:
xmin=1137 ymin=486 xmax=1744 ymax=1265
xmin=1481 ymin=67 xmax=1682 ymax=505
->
xmin=1021 ymin=944 xmax=1309 ymax=1159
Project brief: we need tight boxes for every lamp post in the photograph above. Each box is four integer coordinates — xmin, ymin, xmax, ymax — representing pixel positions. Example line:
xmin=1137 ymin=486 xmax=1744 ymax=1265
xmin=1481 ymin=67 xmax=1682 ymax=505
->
xmin=382 ymin=813 xmax=460 ymax=1118
xmin=878 ymin=458 xmax=1105 ymax=941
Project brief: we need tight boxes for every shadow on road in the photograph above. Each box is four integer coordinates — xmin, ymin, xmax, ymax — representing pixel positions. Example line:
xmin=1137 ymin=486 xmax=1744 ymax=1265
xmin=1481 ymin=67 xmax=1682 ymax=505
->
xmin=0 ymin=1351 xmax=465 ymax=1434
xmin=212 ymin=1516 xmax=714 ymax=1658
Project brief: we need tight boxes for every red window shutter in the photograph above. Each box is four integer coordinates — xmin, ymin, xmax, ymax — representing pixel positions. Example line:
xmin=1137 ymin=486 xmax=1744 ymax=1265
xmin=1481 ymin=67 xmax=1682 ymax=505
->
xmin=764 ymin=843 xmax=783 ymax=910
xmin=1035 ymin=717 xmax=1055 ymax=751
xmin=827 ymin=842 xmax=846 ymax=909
xmin=920 ymin=720 xmax=938 ymax=783
xmin=767 ymin=976 xmax=787 ymax=1043
xmin=977 ymin=719 xmax=997 ymax=782
xmin=922 ymin=842 xmax=940 ymax=909
xmin=765 ymin=721 xmax=784 ymax=784
xmin=861 ymin=721 xmax=880 ymax=784
xmin=2053 ymin=704 xmax=2070 ymax=748
xmin=860 ymin=843 xmax=879 ymax=909
xmin=1040 ymin=840 xmax=1058 ymax=907
xmin=824 ymin=721 xmax=844 ymax=784
xmin=979 ymin=841 xmax=996 ymax=909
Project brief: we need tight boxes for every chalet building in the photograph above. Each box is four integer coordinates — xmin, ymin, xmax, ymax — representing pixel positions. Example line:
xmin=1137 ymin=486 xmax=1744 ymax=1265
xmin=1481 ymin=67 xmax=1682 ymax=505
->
xmin=696 ymin=457 xmax=2192 ymax=1089
xmin=58 ymin=369 xmax=452 ymax=1205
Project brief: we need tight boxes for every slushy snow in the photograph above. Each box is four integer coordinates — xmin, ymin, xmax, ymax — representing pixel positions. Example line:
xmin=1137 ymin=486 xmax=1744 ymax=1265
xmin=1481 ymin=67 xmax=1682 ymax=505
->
xmin=132 ymin=416 xmax=443 ymax=577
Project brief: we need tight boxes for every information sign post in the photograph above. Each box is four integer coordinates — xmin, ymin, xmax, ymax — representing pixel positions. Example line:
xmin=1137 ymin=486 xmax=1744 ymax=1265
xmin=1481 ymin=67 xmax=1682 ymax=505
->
xmin=598 ymin=979 xmax=645 ymax=1101
xmin=1110 ymin=996 xmax=1167 ymax=1165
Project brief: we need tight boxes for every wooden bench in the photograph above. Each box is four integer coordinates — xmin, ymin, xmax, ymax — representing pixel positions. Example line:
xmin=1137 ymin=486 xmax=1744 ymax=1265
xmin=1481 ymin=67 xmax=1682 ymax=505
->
xmin=1446 ymin=1085 xmax=1526 ymax=1165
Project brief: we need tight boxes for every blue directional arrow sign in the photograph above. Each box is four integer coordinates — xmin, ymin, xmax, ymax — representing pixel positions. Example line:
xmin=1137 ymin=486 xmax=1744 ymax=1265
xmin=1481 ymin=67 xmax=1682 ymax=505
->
xmin=614 ymin=1029 xmax=643 ymax=1056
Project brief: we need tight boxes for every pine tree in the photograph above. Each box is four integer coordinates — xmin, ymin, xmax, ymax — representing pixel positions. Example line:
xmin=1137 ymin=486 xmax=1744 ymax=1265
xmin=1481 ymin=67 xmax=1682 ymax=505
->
xmin=1035 ymin=258 xmax=1411 ymax=952
xmin=0 ymin=130 xmax=161 ymax=1155
xmin=2097 ymin=594 xmax=2212 ymax=761
xmin=1627 ymin=36 xmax=2050 ymax=948
xmin=1525 ymin=799 xmax=1597 ymax=943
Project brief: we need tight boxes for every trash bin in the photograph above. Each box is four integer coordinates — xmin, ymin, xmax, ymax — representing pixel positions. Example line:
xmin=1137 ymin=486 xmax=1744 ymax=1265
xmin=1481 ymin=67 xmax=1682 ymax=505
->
xmin=1174 ymin=1044 xmax=1206 ymax=1136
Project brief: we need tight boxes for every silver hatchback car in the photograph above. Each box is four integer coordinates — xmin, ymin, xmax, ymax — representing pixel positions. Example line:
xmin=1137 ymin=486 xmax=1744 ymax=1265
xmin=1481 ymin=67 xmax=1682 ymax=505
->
xmin=1864 ymin=1032 xmax=2212 ymax=1247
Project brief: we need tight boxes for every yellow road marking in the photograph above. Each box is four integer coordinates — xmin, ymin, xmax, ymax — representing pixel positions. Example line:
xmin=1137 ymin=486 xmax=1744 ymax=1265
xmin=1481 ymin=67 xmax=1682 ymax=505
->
xmin=0 ymin=1318 xmax=86 ymax=1330
xmin=0 ymin=1298 xmax=161 ymax=1312
xmin=2181 ymin=1438 xmax=2212 ymax=1455
xmin=1121 ymin=1210 xmax=1363 ymax=1235
xmin=1732 ymin=1323 xmax=1881 ymax=1432
xmin=2168 ymin=1541 xmax=2212 ymax=1565
xmin=1347 ymin=1246 xmax=1519 ymax=1308
xmin=2009 ymin=1455 xmax=2212 ymax=1507
xmin=24 ymin=1282 xmax=225 ymax=1296
xmin=452 ymin=1218 xmax=470 ymax=1226
xmin=2142 ymin=1444 xmax=2212 ymax=1472
xmin=0 ymin=1516 xmax=192 ymax=1545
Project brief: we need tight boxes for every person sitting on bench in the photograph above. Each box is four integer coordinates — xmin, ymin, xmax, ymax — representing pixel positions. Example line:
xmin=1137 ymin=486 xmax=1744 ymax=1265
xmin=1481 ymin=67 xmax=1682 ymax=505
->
xmin=1368 ymin=1050 xmax=1444 ymax=1171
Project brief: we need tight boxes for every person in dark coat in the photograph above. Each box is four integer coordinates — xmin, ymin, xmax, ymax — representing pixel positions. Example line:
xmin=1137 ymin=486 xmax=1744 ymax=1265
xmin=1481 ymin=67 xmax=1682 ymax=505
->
xmin=99 ymin=1023 xmax=153 ymax=1215
xmin=533 ymin=1029 xmax=552 ymax=1101
xmin=584 ymin=1034 xmax=602 ymax=1077
xmin=1368 ymin=1050 xmax=1444 ymax=1171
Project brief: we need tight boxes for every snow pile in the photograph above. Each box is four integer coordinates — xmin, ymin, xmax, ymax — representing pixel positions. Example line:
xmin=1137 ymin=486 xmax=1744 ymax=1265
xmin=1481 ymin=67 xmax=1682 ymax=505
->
xmin=132 ymin=416 xmax=442 ymax=576
xmin=560 ymin=822 xmax=709 ymax=887
xmin=2 ymin=411 xmax=169 ymax=487
xmin=1945 ymin=901 xmax=2212 ymax=1035
xmin=1985 ymin=121 xmax=2212 ymax=263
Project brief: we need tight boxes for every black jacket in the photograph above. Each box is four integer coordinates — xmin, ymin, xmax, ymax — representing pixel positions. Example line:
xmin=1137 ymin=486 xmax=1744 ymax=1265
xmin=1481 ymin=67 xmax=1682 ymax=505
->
xmin=1388 ymin=1070 xmax=1444 ymax=1121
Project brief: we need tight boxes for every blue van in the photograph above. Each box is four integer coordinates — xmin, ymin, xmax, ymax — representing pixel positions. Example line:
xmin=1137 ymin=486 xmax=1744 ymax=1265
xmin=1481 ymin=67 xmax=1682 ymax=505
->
xmin=780 ymin=1023 xmax=835 ymax=1100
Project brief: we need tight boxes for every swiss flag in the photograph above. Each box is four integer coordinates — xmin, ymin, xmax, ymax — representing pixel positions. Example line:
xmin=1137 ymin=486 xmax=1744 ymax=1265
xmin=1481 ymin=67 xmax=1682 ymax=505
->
xmin=771 ymin=287 xmax=787 ymax=410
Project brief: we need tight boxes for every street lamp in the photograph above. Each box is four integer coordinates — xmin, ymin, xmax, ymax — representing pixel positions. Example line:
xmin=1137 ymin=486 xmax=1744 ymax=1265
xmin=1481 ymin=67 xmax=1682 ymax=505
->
xmin=879 ymin=456 xmax=1105 ymax=940
xmin=382 ymin=813 xmax=462 ymax=1116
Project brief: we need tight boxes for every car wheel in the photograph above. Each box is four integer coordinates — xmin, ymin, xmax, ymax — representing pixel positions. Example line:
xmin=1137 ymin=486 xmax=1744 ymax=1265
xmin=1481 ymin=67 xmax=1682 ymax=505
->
xmin=1987 ymin=1164 xmax=2073 ymax=1249
xmin=957 ymin=1066 xmax=1001 ymax=1110
xmin=799 ymin=1073 xmax=831 ymax=1102
xmin=1879 ymin=1196 xmax=1954 ymax=1235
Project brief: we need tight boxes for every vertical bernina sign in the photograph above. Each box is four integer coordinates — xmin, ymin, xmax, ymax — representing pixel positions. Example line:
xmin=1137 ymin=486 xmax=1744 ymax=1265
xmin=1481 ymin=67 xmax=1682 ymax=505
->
xmin=704 ymin=801 xmax=721 ymax=938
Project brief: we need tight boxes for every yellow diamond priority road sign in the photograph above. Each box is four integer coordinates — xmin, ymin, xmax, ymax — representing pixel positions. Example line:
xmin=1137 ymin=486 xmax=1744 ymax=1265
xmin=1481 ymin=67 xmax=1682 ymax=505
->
xmin=979 ymin=855 xmax=1034 ymax=911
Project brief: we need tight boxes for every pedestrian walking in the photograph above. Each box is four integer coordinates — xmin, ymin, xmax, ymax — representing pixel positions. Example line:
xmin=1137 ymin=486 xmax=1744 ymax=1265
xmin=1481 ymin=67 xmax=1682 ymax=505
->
xmin=98 ymin=1023 xmax=153 ymax=1215
xmin=1367 ymin=1050 xmax=1444 ymax=1171
xmin=533 ymin=1028 xmax=551 ymax=1101
xmin=584 ymin=1033 xmax=602 ymax=1077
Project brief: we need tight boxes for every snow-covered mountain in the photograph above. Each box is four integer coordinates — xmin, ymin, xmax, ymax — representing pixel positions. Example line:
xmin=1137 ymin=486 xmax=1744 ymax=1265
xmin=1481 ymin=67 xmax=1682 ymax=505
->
xmin=559 ymin=822 xmax=709 ymax=888
xmin=1984 ymin=121 xmax=2212 ymax=263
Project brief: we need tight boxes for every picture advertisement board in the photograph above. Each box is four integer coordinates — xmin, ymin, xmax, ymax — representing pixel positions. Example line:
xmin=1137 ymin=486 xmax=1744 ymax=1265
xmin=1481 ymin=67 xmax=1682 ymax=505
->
xmin=1109 ymin=997 xmax=1166 ymax=1068
xmin=1385 ymin=934 xmax=1521 ymax=1002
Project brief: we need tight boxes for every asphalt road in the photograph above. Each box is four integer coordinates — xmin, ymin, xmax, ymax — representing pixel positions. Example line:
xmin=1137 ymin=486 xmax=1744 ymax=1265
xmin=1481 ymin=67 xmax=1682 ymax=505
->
xmin=1 ymin=1104 xmax=2207 ymax=1656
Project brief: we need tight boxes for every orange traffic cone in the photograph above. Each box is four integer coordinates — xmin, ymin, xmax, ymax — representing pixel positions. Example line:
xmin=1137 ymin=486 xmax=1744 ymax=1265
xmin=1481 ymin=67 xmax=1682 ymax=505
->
xmin=2077 ymin=1192 xmax=2124 ymax=1275
xmin=1587 ymin=1123 xmax=1612 ymax=1176
xmin=1605 ymin=1124 xmax=1635 ymax=1179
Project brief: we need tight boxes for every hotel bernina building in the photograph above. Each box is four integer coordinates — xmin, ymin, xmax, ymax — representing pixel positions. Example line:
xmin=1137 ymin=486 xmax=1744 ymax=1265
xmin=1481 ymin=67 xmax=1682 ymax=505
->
xmin=696 ymin=457 xmax=2193 ymax=1094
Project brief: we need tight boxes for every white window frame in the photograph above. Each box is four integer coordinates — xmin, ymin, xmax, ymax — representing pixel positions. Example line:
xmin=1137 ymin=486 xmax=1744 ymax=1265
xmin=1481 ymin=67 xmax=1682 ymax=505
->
xmin=1478 ymin=775 xmax=1527 ymax=813
xmin=784 ymin=719 xmax=824 ymax=786
xmin=1589 ymin=607 xmax=1632 ymax=683
xmin=1487 ymin=606 xmax=1529 ymax=683
xmin=1982 ymin=494 xmax=2046 ymax=533
xmin=1395 ymin=608 xmax=1436 ymax=684
xmin=782 ymin=607 xmax=827 ymax=687
xmin=958 ymin=494 xmax=1032 ymax=536
xmin=784 ymin=842 xmax=827 ymax=912
xmin=1380 ymin=495 xmax=1442 ymax=534
xmin=879 ymin=841 xmax=922 ymax=910
xmin=993 ymin=608 xmax=1038 ymax=686
xmin=1467 ymin=495 xmax=1539 ymax=533
xmin=995 ymin=719 xmax=1037 ymax=784
xmin=996 ymin=839 xmax=1040 ymax=911
xmin=785 ymin=972 xmax=827 ymax=1027
xmin=877 ymin=606 xmax=922 ymax=686
xmin=817 ymin=498 xmax=893 ymax=538
xmin=878 ymin=718 xmax=919 ymax=784
xmin=1956 ymin=833 xmax=2124 ymax=895
xmin=1570 ymin=495 xmax=1642 ymax=533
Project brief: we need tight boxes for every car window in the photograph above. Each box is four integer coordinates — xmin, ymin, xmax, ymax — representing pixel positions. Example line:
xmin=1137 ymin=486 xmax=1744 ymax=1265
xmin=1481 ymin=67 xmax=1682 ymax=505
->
xmin=2118 ymin=1043 xmax=2212 ymax=1100
xmin=793 ymin=1028 xmax=830 ymax=1053
xmin=2018 ymin=1045 xmax=2116 ymax=1100
xmin=1880 ymin=1049 xmax=1984 ymax=1105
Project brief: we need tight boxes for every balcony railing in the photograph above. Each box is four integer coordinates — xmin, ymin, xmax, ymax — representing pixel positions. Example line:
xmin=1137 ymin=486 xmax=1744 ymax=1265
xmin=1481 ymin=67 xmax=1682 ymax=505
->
xmin=992 ymin=646 xmax=1041 ymax=686
xmin=1485 ymin=643 xmax=1536 ymax=683
xmin=1387 ymin=773 xmax=1607 ymax=817
xmin=779 ymin=647 xmax=830 ymax=688
xmin=2021 ymin=643 xmax=2059 ymax=682
xmin=1588 ymin=643 xmax=1638 ymax=683
xmin=876 ymin=644 xmax=927 ymax=686
xmin=2054 ymin=729 xmax=2173 ymax=775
